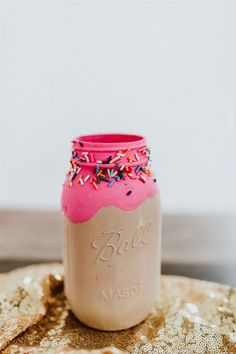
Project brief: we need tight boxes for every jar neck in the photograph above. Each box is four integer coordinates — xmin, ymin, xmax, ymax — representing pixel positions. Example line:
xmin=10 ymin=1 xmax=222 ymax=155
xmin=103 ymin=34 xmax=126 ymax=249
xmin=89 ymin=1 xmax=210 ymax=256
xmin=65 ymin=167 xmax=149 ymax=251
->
xmin=71 ymin=134 xmax=149 ymax=167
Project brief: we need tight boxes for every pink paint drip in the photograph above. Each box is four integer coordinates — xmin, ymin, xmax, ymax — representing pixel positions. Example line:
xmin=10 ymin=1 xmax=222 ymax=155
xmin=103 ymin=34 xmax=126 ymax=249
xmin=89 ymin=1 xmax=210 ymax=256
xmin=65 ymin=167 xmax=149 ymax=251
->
xmin=61 ymin=134 xmax=159 ymax=223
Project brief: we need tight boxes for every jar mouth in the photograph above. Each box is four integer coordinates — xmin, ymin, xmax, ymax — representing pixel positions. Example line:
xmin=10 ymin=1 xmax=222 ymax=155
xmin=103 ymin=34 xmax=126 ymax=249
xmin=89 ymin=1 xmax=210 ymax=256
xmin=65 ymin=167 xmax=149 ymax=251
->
xmin=75 ymin=133 xmax=146 ymax=148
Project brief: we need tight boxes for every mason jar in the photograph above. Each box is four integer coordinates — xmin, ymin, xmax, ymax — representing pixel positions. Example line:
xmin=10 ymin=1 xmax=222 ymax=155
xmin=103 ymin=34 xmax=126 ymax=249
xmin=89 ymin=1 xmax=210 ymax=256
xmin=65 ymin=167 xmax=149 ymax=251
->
xmin=61 ymin=134 xmax=161 ymax=331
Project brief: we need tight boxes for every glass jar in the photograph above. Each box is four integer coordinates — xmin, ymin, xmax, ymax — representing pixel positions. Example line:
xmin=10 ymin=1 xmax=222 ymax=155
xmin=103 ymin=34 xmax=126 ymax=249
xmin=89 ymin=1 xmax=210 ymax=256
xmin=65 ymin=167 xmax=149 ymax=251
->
xmin=61 ymin=134 xmax=161 ymax=331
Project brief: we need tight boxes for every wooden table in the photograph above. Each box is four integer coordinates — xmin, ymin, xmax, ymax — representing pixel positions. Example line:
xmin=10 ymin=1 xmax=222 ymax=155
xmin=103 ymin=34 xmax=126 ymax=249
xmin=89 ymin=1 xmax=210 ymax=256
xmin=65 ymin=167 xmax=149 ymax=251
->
xmin=0 ymin=209 xmax=236 ymax=286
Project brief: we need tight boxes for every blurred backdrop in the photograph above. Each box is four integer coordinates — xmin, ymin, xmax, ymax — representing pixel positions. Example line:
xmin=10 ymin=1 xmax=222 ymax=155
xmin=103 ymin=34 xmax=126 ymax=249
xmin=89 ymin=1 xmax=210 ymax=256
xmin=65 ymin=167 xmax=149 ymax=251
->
xmin=0 ymin=1 xmax=236 ymax=284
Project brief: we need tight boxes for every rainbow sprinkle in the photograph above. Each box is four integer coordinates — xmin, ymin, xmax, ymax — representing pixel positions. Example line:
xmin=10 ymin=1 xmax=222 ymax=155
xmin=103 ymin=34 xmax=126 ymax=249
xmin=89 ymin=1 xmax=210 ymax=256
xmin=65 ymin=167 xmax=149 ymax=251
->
xmin=92 ymin=181 xmax=98 ymax=190
xmin=67 ymin=145 xmax=155 ymax=191
xmin=84 ymin=175 xmax=90 ymax=183
xmin=139 ymin=174 xmax=146 ymax=183
xmin=108 ymin=180 xmax=115 ymax=187
xmin=95 ymin=164 xmax=100 ymax=174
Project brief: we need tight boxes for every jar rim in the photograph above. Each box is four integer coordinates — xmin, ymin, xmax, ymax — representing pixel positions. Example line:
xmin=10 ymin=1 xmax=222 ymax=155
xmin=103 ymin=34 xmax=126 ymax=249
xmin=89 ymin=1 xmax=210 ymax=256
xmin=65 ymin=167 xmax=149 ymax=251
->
xmin=74 ymin=133 xmax=146 ymax=149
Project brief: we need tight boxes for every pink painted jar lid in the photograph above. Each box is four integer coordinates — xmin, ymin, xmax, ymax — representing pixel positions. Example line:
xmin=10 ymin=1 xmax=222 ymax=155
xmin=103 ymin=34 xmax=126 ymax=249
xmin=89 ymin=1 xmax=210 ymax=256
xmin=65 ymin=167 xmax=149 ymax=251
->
xmin=61 ymin=133 xmax=158 ymax=223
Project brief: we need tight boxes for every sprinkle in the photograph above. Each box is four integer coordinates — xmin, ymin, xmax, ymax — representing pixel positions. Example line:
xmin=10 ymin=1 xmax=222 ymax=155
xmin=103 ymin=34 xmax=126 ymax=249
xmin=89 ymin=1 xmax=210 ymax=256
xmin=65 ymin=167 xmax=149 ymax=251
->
xmin=70 ymin=171 xmax=77 ymax=181
xmin=92 ymin=181 xmax=98 ymax=190
xmin=128 ymin=174 xmax=138 ymax=179
xmin=90 ymin=153 xmax=94 ymax=162
xmin=145 ymin=169 xmax=152 ymax=176
xmin=96 ymin=160 xmax=102 ymax=163
xmin=109 ymin=156 xmax=120 ymax=164
xmin=108 ymin=179 xmax=115 ymax=187
xmin=84 ymin=175 xmax=90 ymax=183
xmin=120 ymin=165 xmax=125 ymax=171
xmin=79 ymin=141 xmax=84 ymax=147
xmin=135 ymin=165 xmax=141 ymax=173
xmin=72 ymin=152 xmax=77 ymax=158
xmin=135 ymin=153 xmax=140 ymax=161
xmin=127 ymin=190 xmax=132 ymax=196
xmin=95 ymin=164 xmax=100 ymax=174
xmin=118 ymin=171 xmax=124 ymax=179
xmin=127 ymin=157 xmax=134 ymax=162
xmin=97 ymin=177 xmax=101 ymax=184
xmin=77 ymin=175 xmax=84 ymax=185
xmin=82 ymin=152 xmax=89 ymax=162
xmin=112 ymin=171 xmax=117 ymax=177
xmin=76 ymin=167 xmax=81 ymax=174
xmin=114 ymin=175 xmax=120 ymax=179
xmin=107 ymin=169 xmax=111 ymax=178
xmin=117 ymin=152 xmax=125 ymax=157
xmin=101 ymin=156 xmax=112 ymax=164
xmin=69 ymin=181 xmax=73 ymax=187
xmin=100 ymin=176 xmax=110 ymax=182
xmin=139 ymin=174 xmax=146 ymax=183
xmin=103 ymin=156 xmax=112 ymax=164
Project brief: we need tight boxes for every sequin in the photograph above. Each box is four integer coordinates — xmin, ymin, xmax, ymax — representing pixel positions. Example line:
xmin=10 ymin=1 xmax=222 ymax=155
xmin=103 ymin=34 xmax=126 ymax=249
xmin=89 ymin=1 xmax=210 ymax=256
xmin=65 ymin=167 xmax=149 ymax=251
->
xmin=1 ymin=264 xmax=236 ymax=353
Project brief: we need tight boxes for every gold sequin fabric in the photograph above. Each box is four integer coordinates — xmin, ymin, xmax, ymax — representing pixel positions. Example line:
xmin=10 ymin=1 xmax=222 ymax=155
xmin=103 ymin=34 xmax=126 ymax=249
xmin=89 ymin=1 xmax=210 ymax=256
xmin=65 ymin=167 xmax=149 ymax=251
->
xmin=0 ymin=264 xmax=236 ymax=354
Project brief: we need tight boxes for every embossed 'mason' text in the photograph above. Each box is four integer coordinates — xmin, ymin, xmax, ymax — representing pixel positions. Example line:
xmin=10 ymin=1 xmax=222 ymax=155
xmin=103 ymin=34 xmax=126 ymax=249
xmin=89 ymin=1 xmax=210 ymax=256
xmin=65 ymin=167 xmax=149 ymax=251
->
xmin=99 ymin=282 xmax=146 ymax=301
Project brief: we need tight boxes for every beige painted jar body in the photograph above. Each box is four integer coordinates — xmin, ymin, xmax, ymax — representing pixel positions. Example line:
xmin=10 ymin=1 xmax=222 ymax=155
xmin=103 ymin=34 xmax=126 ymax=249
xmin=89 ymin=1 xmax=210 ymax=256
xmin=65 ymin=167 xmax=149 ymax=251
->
xmin=62 ymin=195 xmax=161 ymax=331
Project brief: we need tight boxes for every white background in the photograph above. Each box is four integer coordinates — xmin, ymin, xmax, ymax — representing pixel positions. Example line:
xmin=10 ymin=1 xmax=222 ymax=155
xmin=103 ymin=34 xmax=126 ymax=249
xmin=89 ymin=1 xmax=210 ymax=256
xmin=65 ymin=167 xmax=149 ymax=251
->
xmin=1 ymin=0 xmax=236 ymax=213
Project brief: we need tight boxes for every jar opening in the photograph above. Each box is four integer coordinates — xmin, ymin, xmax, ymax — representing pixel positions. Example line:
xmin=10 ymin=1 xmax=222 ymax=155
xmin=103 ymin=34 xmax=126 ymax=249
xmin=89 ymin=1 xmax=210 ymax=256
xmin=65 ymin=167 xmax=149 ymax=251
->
xmin=78 ymin=134 xmax=144 ymax=145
